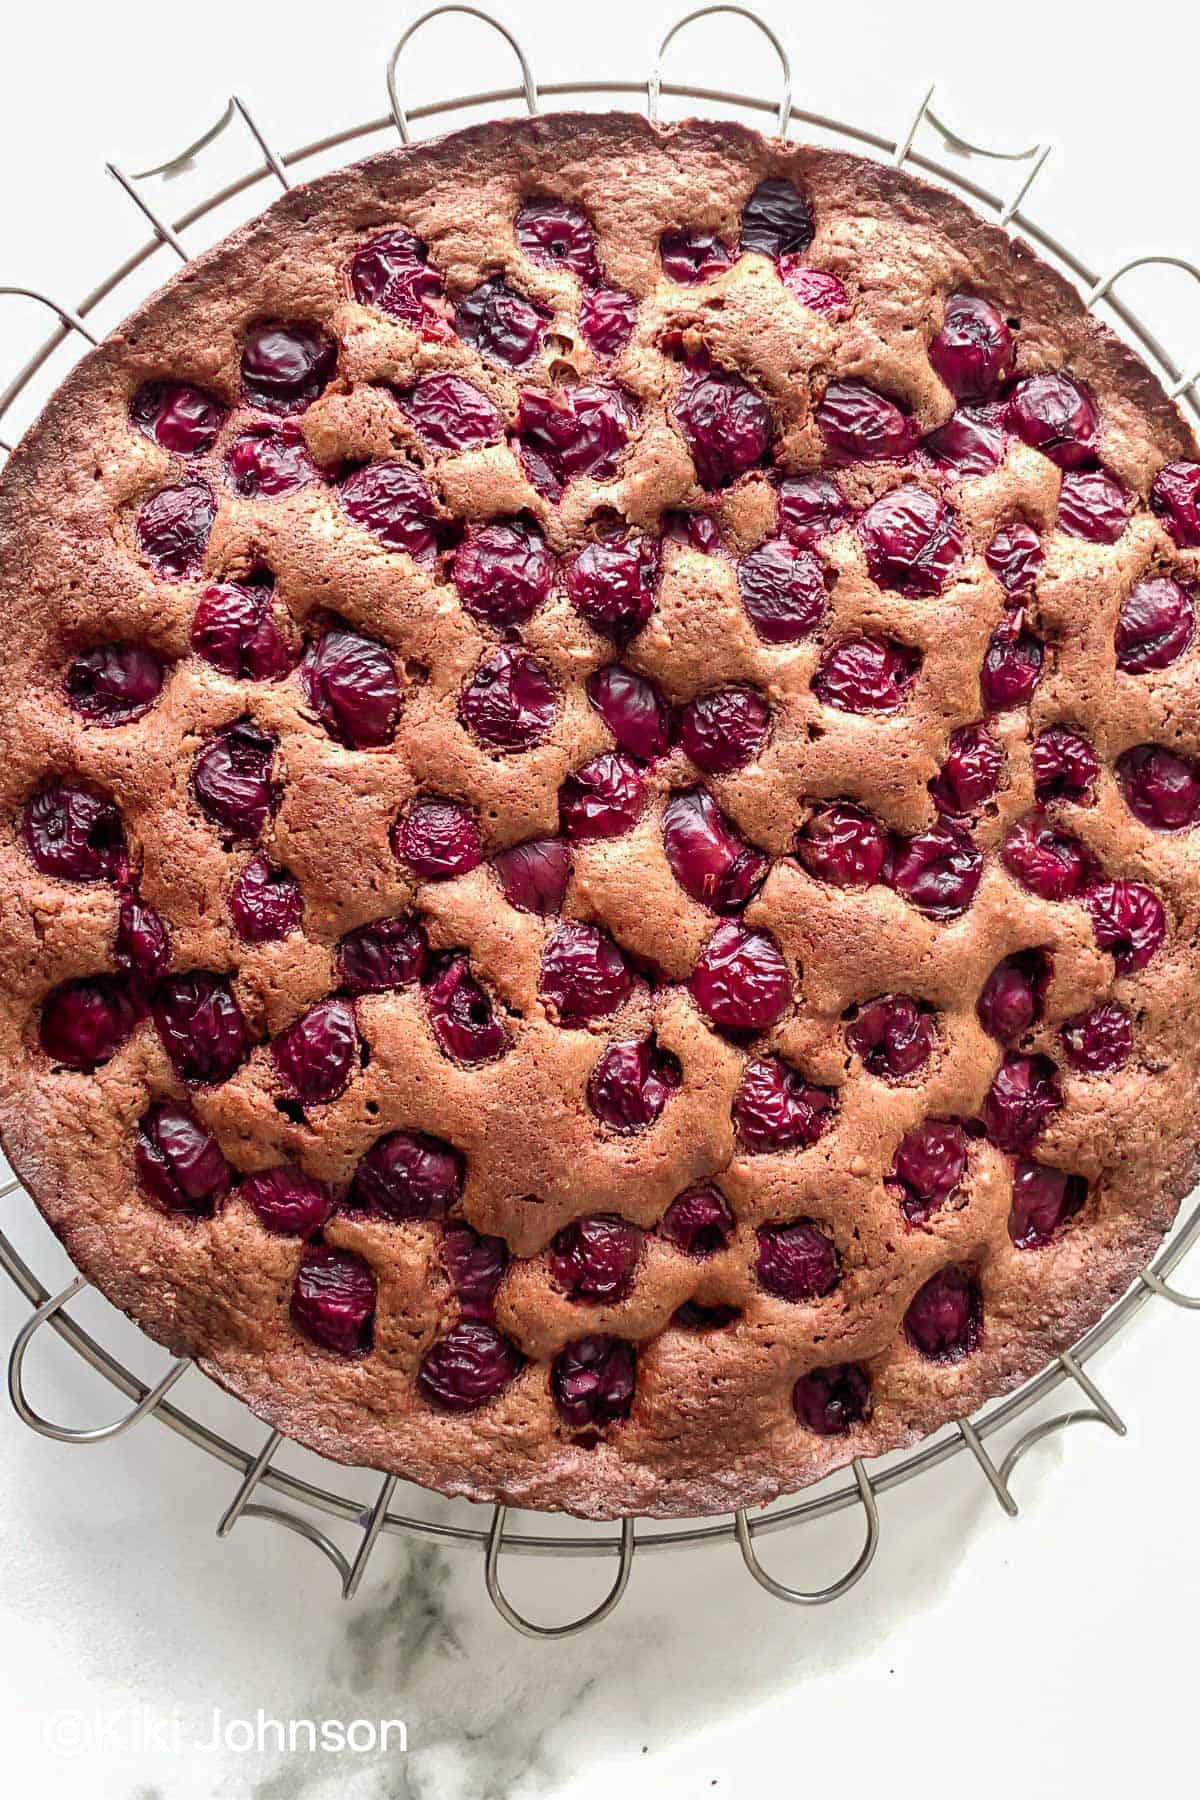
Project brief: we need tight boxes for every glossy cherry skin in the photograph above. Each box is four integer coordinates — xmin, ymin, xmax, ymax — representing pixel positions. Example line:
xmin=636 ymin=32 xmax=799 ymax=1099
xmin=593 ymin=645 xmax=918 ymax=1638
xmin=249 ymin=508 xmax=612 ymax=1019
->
xmin=240 ymin=1166 xmax=335 ymax=1237
xmin=349 ymin=1128 xmax=463 ymax=1221
xmin=136 ymin=1101 xmax=230 ymax=1214
xmin=517 ymin=384 xmax=634 ymax=498
xmin=1057 ymin=466 xmax=1130 ymax=544
xmin=395 ymin=797 xmax=482 ymax=881
xmin=290 ymin=1246 xmax=376 ymax=1356
xmin=551 ymin=1336 xmax=635 ymax=1429
xmin=659 ymin=229 xmax=734 ymax=283
xmin=587 ymin=665 xmax=672 ymax=762
xmin=131 ymin=380 xmax=226 ymax=456
xmin=659 ymin=1183 xmax=734 ymax=1256
xmin=1060 ymin=1001 xmax=1133 ymax=1074
xmin=1006 ymin=372 xmax=1098 ymax=468
xmin=662 ymin=789 xmax=769 ymax=913
xmin=903 ymin=1266 xmax=981 ymax=1360
xmin=1009 ymin=1161 xmax=1086 ymax=1248
xmin=976 ymin=949 xmax=1051 ymax=1044
xmin=136 ymin=480 xmax=215 ymax=580
xmin=580 ymin=286 xmax=639 ymax=358
xmin=302 ymin=625 xmax=400 ymax=749
xmin=402 ymin=371 xmax=503 ymax=454
xmin=777 ymin=472 xmax=851 ymax=546
xmin=549 ymin=1214 xmax=642 ymax=1303
xmin=456 ymin=276 xmax=548 ymax=367
xmin=538 ymin=920 xmax=632 ymax=1026
xmin=1083 ymin=879 xmax=1166 ymax=973
xmin=860 ymin=485 xmax=963 ymax=596
xmin=559 ymin=752 xmax=645 ymax=840
xmin=458 ymin=646 xmax=557 ymax=751
xmin=890 ymin=1119 xmax=969 ymax=1224
xmin=40 ymin=976 xmax=141 ymax=1071
xmin=928 ymin=293 xmax=1014 ymax=399
xmin=420 ymin=1321 xmax=523 ymax=1411
xmin=888 ymin=821 xmax=982 ymax=919
xmin=795 ymin=801 xmax=889 ymax=889
xmin=737 ymin=539 xmax=826 ymax=643
xmin=115 ymin=893 xmax=171 ymax=988
xmin=350 ymin=228 xmax=447 ymax=332
xmin=1150 ymin=461 xmax=1200 ymax=547
xmin=517 ymin=198 xmax=600 ymax=281
xmin=848 ymin=995 xmax=934 ymax=1080
xmin=567 ymin=534 xmax=660 ymax=642
xmin=1031 ymin=726 xmax=1100 ymax=807
xmin=152 ymin=972 xmax=250 ymax=1086
xmin=980 ymin=609 xmax=1044 ymax=711
xmin=1117 ymin=744 xmax=1200 ymax=830
xmin=817 ymin=379 xmax=917 ymax=463
xmin=452 ymin=519 xmax=554 ymax=632
xmin=23 ymin=783 xmax=125 ymax=883
xmin=755 ymin=1220 xmax=840 ymax=1301
xmin=922 ymin=404 xmax=1006 ymax=478
xmin=929 ymin=723 xmax=1003 ymax=817
xmin=192 ymin=581 xmax=294 ymax=682
xmin=675 ymin=364 xmax=772 ymax=487
xmin=985 ymin=519 xmax=1043 ymax=597
xmin=586 ymin=1037 xmax=681 ymax=1132
xmin=1115 ymin=577 xmax=1195 ymax=673
xmin=226 ymin=423 xmax=320 ymax=498
xmin=492 ymin=837 xmax=571 ymax=915
xmin=813 ymin=635 xmax=919 ymax=712
xmin=67 ymin=643 xmax=164 ymax=725
xmin=740 ymin=179 xmax=815 ymax=258
xmin=678 ymin=686 xmax=767 ymax=774
xmin=982 ymin=1053 xmax=1062 ymax=1153
xmin=441 ymin=1222 xmax=509 ymax=1320
xmin=271 ymin=998 xmax=359 ymax=1106
xmin=192 ymin=720 xmax=279 ymax=841
xmin=665 ymin=510 xmax=722 ymax=551
xmin=425 ymin=954 xmax=509 ymax=1064
xmin=733 ymin=1055 xmax=836 ymax=1152
xmin=1002 ymin=812 xmax=1091 ymax=901
xmin=339 ymin=460 xmax=440 ymax=558
xmin=779 ymin=264 xmax=849 ymax=319
xmin=242 ymin=321 xmax=336 ymax=414
xmin=336 ymin=915 xmax=428 ymax=994
xmin=688 ymin=922 xmax=791 ymax=1032
xmin=230 ymin=855 xmax=303 ymax=943
xmin=793 ymin=1364 xmax=872 ymax=1435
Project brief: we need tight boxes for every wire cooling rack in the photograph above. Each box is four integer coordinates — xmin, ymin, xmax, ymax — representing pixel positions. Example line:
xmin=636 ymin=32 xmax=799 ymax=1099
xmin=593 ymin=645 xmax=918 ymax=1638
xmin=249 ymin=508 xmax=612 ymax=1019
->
xmin=4 ymin=1 xmax=1200 ymax=1639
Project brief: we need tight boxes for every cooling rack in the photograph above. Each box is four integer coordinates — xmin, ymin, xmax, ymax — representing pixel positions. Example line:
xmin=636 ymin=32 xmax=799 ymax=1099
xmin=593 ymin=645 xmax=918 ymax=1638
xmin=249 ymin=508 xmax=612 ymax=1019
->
xmin=4 ymin=1 xmax=1200 ymax=1640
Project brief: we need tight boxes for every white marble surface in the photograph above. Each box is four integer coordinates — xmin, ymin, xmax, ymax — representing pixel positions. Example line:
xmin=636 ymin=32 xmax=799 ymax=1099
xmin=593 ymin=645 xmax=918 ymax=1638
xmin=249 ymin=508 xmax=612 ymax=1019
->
xmin=4 ymin=0 xmax=1200 ymax=1791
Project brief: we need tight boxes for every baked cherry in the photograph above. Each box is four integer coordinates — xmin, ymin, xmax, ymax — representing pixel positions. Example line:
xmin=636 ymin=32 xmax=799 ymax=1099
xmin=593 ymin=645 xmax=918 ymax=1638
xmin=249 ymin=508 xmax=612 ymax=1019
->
xmin=242 ymin=321 xmax=335 ymax=414
xmin=229 ymin=855 xmax=302 ymax=943
xmin=580 ymin=286 xmax=639 ymax=358
xmin=733 ymin=1054 xmax=837 ymax=1152
xmin=459 ymin=645 xmax=557 ymax=750
xmin=756 ymin=1219 xmax=840 ymax=1301
xmin=40 ymin=976 xmax=140 ymax=1071
xmin=793 ymin=1364 xmax=871 ymax=1435
xmin=664 ymin=509 xmax=722 ymax=551
xmin=441 ymin=1222 xmax=508 ymax=1320
xmin=192 ymin=580 xmax=294 ymax=682
xmin=1002 ymin=811 xmax=1091 ymax=900
xmin=336 ymin=915 xmax=428 ymax=993
xmin=813 ymin=634 xmax=919 ymax=712
xmin=777 ymin=472 xmax=850 ymax=546
xmin=420 ymin=1321 xmax=522 ymax=1410
xmin=291 ymin=1246 xmax=376 ymax=1356
xmin=339 ymin=460 xmax=440 ymax=557
xmin=549 ymin=1214 xmax=642 ymax=1303
xmin=861 ymin=484 xmax=963 ymax=596
xmin=659 ymin=229 xmax=734 ymax=283
xmin=928 ymin=293 xmax=1014 ymax=399
xmin=737 ymin=539 xmax=826 ymax=642
xmin=817 ymin=378 xmax=918 ymax=463
xmin=1006 ymin=371 xmax=1097 ymax=468
xmin=740 ymin=178 xmax=815 ymax=258
xmin=688 ymin=922 xmax=791 ymax=1031
xmin=1058 ymin=466 xmax=1130 ymax=544
xmin=929 ymin=723 xmax=1003 ymax=816
xmin=982 ymin=1053 xmax=1061 ymax=1153
xmin=659 ymin=1183 xmax=734 ymax=1256
xmin=395 ymin=796 xmax=482 ymax=881
xmin=587 ymin=665 xmax=672 ymax=762
xmin=456 ymin=276 xmax=548 ymax=366
xmin=848 ymin=995 xmax=935 ymax=1080
xmin=226 ymin=422 xmax=320 ymax=498
xmin=517 ymin=383 xmax=635 ymax=498
xmin=1115 ymin=576 xmax=1195 ymax=673
xmin=1117 ymin=743 xmax=1200 ymax=830
xmin=136 ymin=479 xmax=215 ymax=580
xmin=1060 ymin=1001 xmax=1133 ymax=1073
xmin=795 ymin=801 xmax=889 ymax=889
xmin=492 ymin=837 xmax=571 ymax=914
xmin=1032 ymin=725 xmax=1100 ymax=806
xmin=976 ymin=949 xmax=1051 ymax=1043
xmin=903 ymin=1266 xmax=981 ymax=1360
xmin=985 ymin=519 xmax=1043 ymax=597
xmin=890 ymin=1119 xmax=968 ymax=1223
xmin=539 ymin=920 xmax=632 ymax=1026
xmin=67 ymin=642 xmax=164 ymax=724
xmin=402 ymin=371 xmax=503 ymax=454
xmin=452 ymin=518 xmax=554 ymax=632
xmin=136 ymin=1101 xmax=230 ymax=1214
xmin=586 ymin=1036 xmax=681 ymax=1132
xmin=980 ymin=608 xmax=1044 ymax=711
xmin=240 ymin=1166 xmax=335 ymax=1236
xmin=1083 ymin=878 xmax=1166 ymax=973
xmin=1009 ymin=1160 xmax=1086 ymax=1248
xmin=272 ymin=997 xmax=359 ymax=1105
xmin=152 ymin=972 xmax=250 ymax=1086
xmin=559 ymin=752 xmax=644 ymax=840
xmin=551 ymin=1335 xmax=635 ymax=1428
xmin=567 ymin=534 xmax=660 ymax=641
xmin=779 ymin=264 xmax=849 ymax=318
xmin=1150 ymin=460 xmax=1200 ymax=548
xmin=23 ymin=783 xmax=125 ymax=882
xmin=923 ymin=404 xmax=1006 ymax=477
xmin=517 ymin=197 xmax=599 ymax=280
xmin=192 ymin=720 xmax=278 ymax=841
xmin=678 ymin=686 xmax=767 ymax=773
xmin=425 ymin=954 xmax=509 ymax=1064
xmin=350 ymin=228 xmax=447 ymax=332
xmin=350 ymin=1128 xmax=463 ymax=1220
xmin=675 ymin=363 xmax=772 ymax=487
xmin=663 ymin=789 xmax=769 ymax=912
xmin=115 ymin=893 xmax=171 ymax=987
xmin=131 ymin=380 xmax=226 ymax=456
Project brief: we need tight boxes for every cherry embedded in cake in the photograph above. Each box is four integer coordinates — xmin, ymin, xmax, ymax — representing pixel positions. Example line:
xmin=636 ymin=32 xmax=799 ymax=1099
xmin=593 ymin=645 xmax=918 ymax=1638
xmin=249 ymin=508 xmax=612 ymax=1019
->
xmin=349 ymin=1128 xmax=462 ymax=1221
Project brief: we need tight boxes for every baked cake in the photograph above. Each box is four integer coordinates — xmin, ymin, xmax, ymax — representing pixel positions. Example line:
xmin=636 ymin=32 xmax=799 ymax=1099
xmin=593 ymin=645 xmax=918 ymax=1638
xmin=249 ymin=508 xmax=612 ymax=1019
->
xmin=1 ymin=112 xmax=1198 ymax=1520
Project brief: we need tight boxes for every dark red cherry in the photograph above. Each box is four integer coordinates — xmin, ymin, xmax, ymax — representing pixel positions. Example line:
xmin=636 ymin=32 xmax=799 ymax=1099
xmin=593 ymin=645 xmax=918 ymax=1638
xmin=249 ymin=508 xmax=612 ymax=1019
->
xmin=339 ymin=460 xmax=439 ymax=557
xmin=688 ymin=922 xmax=790 ymax=1031
xmin=1031 ymin=725 xmax=1100 ymax=807
xmin=291 ymin=1246 xmax=375 ymax=1355
xmin=40 ymin=976 xmax=140 ymax=1070
xmin=192 ymin=580 xmax=293 ymax=682
xmin=420 ymin=1321 xmax=522 ymax=1410
xmin=226 ymin=422 xmax=319 ymax=498
xmin=980 ymin=608 xmax=1044 ymax=710
xmin=662 ymin=789 xmax=769 ymax=912
xmin=586 ymin=1036 xmax=680 ymax=1132
xmin=737 ymin=539 xmax=826 ymax=642
xmin=559 ymin=752 xmax=644 ymax=839
xmin=889 ymin=818 xmax=982 ymax=918
xmin=848 ymin=995 xmax=934 ymax=1080
xmin=456 ymin=276 xmax=548 ymax=367
xmin=1058 ymin=466 xmax=1130 ymax=544
xmin=982 ymin=1053 xmax=1061 ymax=1153
xmin=337 ymin=914 xmax=428 ymax=993
xmin=517 ymin=198 xmax=600 ymax=281
xmin=903 ymin=1266 xmax=981 ymax=1360
xmin=985 ymin=520 xmax=1043 ymax=597
xmin=136 ymin=480 xmax=215 ymax=580
xmin=1115 ymin=577 xmax=1195 ymax=673
xmin=350 ymin=1128 xmax=463 ymax=1220
xmin=793 ymin=1363 xmax=871 ymax=1435
xmin=664 ymin=509 xmax=722 ymax=551
xmin=402 ymin=371 xmax=503 ymax=454
xmin=67 ymin=642 xmax=163 ymax=724
xmin=659 ymin=229 xmax=734 ymax=283
xmin=587 ymin=665 xmax=672 ymax=762
xmin=136 ymin=1101 xmax=230 ymax=1214
xmin=756 ymin=1220 xmax=839 ymax=1301
xmin=777 ymin=472 xmax=850 ymax=546
xmin=930 ymin=722 xmax=1003 ymax=816
xmin=241 ymin=1166 xmax=334 ymax=1236
xmin=550 ymin=1214 xmax=642 ymax=1303
xmin=922 ymin=404 xmax=1006 ymax=477
xmin=492 ymin=837 xmax=571 ymax=915
xmin=779 ymin=263 xmax=849 ymax=318
xmin=678 ymin=686 xmax=767 ymax=773
xmin=1060 ymin=1001 xmax=1133 ymax=1074
xmin=817 ymin=378 xmax=917 ymax=463
xmin=242 ymin=321 xmax=335 ymax=414
xmin=567 ymin=534 xmax=660 ymax=641
xmin=813 ymin=634 xmax=919 ymax=712
xmin=733 ymin=1054 xmax=837 ymax=1152
xmin=230 ymin=855 xmax=302 ymax=943
xmin=1150 ymin=461 xmax=1200 ymax=548
xmin=552 ymin=1335 xmax=635 ymax=1428
xmin=23 ymin=783 xmax=124 ymax=882
xmin=890 ymin=1119 xmax=968 ymax=1223
xmin=659 ymin=1183 xmax=734 ymax=1256
xmin=452 ymin=518 xmax=553 ymax=631
xmin=1084 ymin=879 xmax=1166 ymax=973
xmin=795 ymin=801 xmax=889 ymax=889
xmin=272 ymin=997 xmax=358 ymax=1105
xmin=426 ymin=954 xmax=509 ymax=1063
xmin=539 ymin=920 xmax=632 ymax=1026
xmin=740 ymin=179 xmax=815 ymax=258
xmin=115 ymin=893 xmax=171 ymax=987
xmin=350 ymin=228 xmax=447 ymax=332
xmin=152 ymin=972 xmax=250 ymax=1086
xmin=861 ymin=484 xmax=963 ymax=597
xmin=1002 ymin=811 xmax=1091 ymax=900
xmin=395 ymin=796 xmax=482 ymax=881
xmin=1009 ymin=1161 xmax=1086 ymax=1248
xmin=976 ymin=949 xmax=1050 ymax=1043
xmin=192 ymin=720 xmax=278 ymax=841
xmin=928 ymin=293 xmax=1014 ymax=399
xmin=441 ymin=1222 xmax=508 ymax=1320
xmin=675 ymin=363 xmax=772 ymax=487
xmin=517 ymin=383 xmax=635 ymax=498
xmin=458 ymin=645 xmax=557 ymax=751
xmin=1117 ymin=743 xmax=1200 ymax=830
xmin=1006 ymin=371 xmax=1098 ymax=468
xmin=302 ymin=624 xmax=400 ymax=748
xmin=580 ymin=286 xmax=638 ymax=358
xmin=131 ymin=380 xmax=226 ymax=456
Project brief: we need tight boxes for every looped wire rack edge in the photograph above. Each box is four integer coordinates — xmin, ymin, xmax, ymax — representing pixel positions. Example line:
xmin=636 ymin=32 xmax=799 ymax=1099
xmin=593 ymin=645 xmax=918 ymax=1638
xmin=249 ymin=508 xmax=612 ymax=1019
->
xmin=3 ymin=2 xmax=1200 ymax=1638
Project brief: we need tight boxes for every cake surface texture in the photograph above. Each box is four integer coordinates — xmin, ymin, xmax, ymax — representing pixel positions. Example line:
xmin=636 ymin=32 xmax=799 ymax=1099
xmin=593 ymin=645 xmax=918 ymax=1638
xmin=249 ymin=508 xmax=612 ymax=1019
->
xmin=1 ymin=111 xmax=1199 ymax=1518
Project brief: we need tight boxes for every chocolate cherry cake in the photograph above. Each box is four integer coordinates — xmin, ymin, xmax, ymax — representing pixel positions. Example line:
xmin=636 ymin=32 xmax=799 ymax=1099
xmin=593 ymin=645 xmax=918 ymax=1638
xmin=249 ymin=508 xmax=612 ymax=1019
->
xmin=1 ymin=112 xmax=1198 ymax=1519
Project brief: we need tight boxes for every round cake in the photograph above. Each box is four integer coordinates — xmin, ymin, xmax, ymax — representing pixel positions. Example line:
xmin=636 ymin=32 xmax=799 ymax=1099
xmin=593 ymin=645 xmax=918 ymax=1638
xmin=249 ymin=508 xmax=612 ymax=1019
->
xmin=1 ymin=112 xmax=1198 ymax=1520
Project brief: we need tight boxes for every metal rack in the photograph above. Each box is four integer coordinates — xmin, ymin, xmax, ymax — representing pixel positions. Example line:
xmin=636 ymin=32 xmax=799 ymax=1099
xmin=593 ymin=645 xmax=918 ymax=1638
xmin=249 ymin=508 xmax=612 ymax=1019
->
xmin=4 ymin=2 xmax=1200 ymax=1639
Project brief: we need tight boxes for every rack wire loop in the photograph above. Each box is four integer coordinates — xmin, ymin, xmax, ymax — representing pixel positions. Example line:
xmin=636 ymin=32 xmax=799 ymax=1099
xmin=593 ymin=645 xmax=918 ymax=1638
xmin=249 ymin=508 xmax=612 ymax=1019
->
xmin=735 ymin=1460 xmax=879 ymax=1605
xmin=1085 ymin=253 xmax=1200 ymax=399
xmin=956 ymin=1418 xmax=1018 ymax=1517
xmin=226 ymin=1504 xmax=354 ymax=1588
xmin=649 ymin=6 xmax=792 ymax=137
xmin=893 ymin=84 xmax=1052 ymax=226
xmin=0 ymin=289 xmax=98 ymax=454
xmin=996 ymin=1352 xmax=1125 ymax=1494
xmin=388 ymin=6 xmax=539 ymax=142
xmin=1140 ymin=1268 xmax=1200 ymax=1309
xmin=485 ymin=1508 xmax=636 ymax=1638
